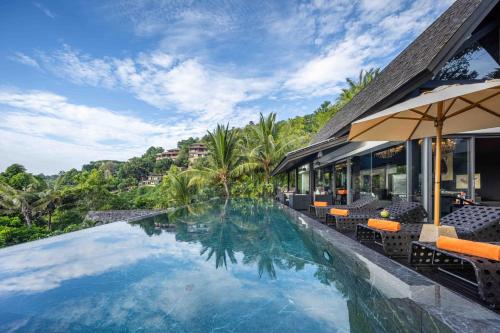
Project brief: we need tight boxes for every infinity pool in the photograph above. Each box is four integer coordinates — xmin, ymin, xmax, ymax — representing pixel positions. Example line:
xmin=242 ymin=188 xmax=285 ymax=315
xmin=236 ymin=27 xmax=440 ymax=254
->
xmin=0 ymin=199 xmax=498 ymax=332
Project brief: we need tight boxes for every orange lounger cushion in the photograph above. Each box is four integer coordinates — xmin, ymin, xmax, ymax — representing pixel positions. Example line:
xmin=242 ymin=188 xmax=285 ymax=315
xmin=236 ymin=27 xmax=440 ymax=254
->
xmin=367 ymin=219 xmax=401 ymax=232
xmin=314 ymin=201 xmax=328 ymax=207
xmin=436 ymin=236 xmax=500 ymax=261
xmin=330 ymin=208 xmax=349 ymax=216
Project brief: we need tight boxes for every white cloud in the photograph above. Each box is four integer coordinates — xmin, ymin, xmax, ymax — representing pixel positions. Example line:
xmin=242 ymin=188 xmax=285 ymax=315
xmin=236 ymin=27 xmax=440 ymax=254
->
xmin=0 ymin=88 xmax=230 ymax=174
xmin=8 ymin=52 xmax=40 ymax=68
xmin=33 ymin=2 xmax=56 ymax=19
xmin=284 ymin=0 xmax=453 ymax=96
xmin=37 ymin=45 xmax=273 ymax=125
xmin=0 ymin=222 xmax=199 ymax=294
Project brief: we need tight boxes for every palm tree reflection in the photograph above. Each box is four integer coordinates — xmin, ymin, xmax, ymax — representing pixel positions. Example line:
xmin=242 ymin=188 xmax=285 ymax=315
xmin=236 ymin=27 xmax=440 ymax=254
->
xmin=132 ymin=199 xmax=318 ymax=279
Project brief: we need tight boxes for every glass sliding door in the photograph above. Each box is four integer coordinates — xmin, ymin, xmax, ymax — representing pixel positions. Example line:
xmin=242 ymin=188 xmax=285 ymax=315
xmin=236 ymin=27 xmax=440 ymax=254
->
xmin=334 ymin=161 xmax=348 ymax=204
xmin=349 ymin=143 xmax=409 ymax=202
xmin=475 ymin=137 xmax=500 ymax=206
xmin=315 ymin=167 xmax=332 ymax=194
xmin=432 ymin=138 xmax=469 ymax=215
xmin=351 ymin=153 xmax=372 ymax=201
xmin=297 ymin=164 xmax=310 ymax=194
xmin=371 ymin=144 xmax=407 ymax=201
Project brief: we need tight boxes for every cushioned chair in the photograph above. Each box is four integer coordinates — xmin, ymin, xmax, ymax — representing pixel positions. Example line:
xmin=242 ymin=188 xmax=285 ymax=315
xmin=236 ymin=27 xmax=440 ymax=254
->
xmin=329 ymin=201 xmax=427 ymax=232
xmin=313 ymin=194 xmax=333 ymax=205
xmin=409 ymin=240 xmax=500 ymax=307
xmin=288 ymin=194 xmax=311 ymax=211
xmin=315 ymin=195 xmax=379 ymax=220
xmin=357 ymin=205 xmax=500 ymax=257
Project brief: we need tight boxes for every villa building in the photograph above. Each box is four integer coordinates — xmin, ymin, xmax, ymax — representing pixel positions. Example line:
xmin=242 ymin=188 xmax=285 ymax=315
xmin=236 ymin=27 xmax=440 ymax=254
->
xmin=156 ymin=148 xmax=180 ymax=161
xmin=139 ymin=174 xmax=163 ymax=186
xmin=188 ymin=143 xmax=208 ymax=164
xmin=273 ymin=0 xmax=500 ymax=219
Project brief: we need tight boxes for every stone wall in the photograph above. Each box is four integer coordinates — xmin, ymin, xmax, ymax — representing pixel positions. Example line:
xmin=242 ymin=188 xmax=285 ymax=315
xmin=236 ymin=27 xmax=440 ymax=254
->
xmin=85 ymin=210 xmax=166 ymax=224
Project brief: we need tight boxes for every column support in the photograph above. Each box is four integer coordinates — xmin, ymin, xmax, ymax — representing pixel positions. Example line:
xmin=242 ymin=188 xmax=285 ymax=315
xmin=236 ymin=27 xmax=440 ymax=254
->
xmin=468 ymin=137 xmax=476 ymax=202
xmin=346 ymin=157 xmax=352 ymax=204
xmin=422 ymin=137 xmax=433 ymax=222
xmin=406 ymin=141 xmax=413 ymax=202
xmin=287 ymin=171 xmax=290 ymax=192
xmin=309 ymin=162 xmax=315 ymax=201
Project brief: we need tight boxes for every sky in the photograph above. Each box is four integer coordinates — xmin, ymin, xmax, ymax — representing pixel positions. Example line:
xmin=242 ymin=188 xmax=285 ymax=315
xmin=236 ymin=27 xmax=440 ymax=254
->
xmin=0 ymin=0 xmax=453 ymax=175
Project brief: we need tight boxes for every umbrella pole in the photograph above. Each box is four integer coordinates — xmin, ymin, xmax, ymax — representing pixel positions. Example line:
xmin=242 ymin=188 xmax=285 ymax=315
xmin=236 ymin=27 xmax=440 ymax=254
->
xmin=434 ymin=125 xmax=443 ymax=226
xmin=433 ymin=102 xmax=443 ymax=226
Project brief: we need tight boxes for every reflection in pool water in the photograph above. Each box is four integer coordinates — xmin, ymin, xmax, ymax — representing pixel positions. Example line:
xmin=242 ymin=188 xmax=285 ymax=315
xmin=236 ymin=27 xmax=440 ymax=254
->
xmin=0 ymin=199 xmax=473 ymax=332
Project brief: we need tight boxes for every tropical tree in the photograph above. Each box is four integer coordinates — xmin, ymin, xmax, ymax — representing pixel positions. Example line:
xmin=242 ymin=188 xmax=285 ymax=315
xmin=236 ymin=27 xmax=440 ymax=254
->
xmin=189 ymin=124 xmax=241 ymax=198
xmin=0 ymin=181 xmax=39 ymax=227
xmin=240 ymin=113 xmax=298 ymax=195
xmin=338 ymin=68 xmax=380 ymax=107
xmin=33 ymin=188 xmax=65 ymax=230
xmin=164 ymin=167 xmax=196 ymax=206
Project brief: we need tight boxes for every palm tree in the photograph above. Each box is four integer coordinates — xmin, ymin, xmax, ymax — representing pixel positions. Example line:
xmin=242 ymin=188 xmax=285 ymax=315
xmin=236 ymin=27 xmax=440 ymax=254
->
xmin=0 ymin=181 xmax=39 ymax=227
xmin=166 ymin=169 xmax=196 ymax=206
xmin=33 ymin=188 xmax=65 ymax=230
xmin=239 ymin=113 xmax=298 ymax=196
xmin=189 ymin=124 xmax=241 ymax=198
xmin=338 ymin=68 xmax=380 ymax=107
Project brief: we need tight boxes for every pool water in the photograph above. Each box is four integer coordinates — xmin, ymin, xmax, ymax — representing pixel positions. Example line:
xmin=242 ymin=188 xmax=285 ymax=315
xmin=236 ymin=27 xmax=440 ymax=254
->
xmin=0 ymin=199 xmax=486 ymax=332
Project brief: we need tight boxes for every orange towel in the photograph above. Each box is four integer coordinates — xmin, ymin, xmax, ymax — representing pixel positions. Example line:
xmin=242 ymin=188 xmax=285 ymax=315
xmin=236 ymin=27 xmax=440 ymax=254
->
xmin=330 ymin=208 xmax=349 ymax=216
xmin=367 ymin=219 xmax=401 ymax=232
xmin=436 ymin=236 xmax=500 ymax=261
xmin=314 ymin=201 xmax=328 ymax=207
xmin=336 ymin=189 xmax=347 ymax=195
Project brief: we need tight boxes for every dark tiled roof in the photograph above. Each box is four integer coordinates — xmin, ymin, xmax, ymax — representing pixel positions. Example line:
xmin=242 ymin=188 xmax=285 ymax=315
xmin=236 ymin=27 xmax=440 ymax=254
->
xmin=271 ymin=136 xmax=347 ymax=176
xmin=312 ymin=0 xmax=494 ymax=144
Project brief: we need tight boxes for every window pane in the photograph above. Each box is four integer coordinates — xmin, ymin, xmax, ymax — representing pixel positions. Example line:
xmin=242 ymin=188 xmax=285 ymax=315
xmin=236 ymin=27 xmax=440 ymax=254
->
xmin=433 ymin=138 xmax=469 ymax=215
xmin=352 ymin=153 xmax=372 ymax=201
xmin=297 ymin=164 xmax=310 ymax=194
xmin=475 ymin=138 xmax=500 ymax=205
xmin=315 ymin=167 xmax=332 ymax=193
xmin=372 ymin=144 xmax=407 ymax=201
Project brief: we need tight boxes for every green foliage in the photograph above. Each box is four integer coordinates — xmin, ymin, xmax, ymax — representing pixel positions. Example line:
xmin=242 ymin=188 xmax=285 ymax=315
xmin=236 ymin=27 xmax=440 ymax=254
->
xmin=0 ymin=224 xmax=49 ymax=247
xmin=189 ymin=124 xmax=241 ymax=198
xmin=52 ymin=209 xmax=84 ymax=230
xmin=338 ymin=68 xmax=380 ymax=108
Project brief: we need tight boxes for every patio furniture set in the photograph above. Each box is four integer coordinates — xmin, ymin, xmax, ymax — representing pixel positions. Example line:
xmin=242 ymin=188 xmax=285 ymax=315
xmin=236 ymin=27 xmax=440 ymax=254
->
xmin=304 ymin=195 xmax=500 ymax=308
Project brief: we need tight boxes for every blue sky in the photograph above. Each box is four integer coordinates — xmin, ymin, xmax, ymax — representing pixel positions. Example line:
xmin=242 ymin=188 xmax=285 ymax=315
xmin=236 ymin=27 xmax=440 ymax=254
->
xmin=0 ymin=0 xmax=452 ymax=174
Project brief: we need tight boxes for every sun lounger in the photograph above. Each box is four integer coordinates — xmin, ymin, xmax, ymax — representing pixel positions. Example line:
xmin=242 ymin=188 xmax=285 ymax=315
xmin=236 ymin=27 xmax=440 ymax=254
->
xmin=409 ymin=238 xmax=500 ymax=307
xmin=313 ymin=195 xmax=379 ymax=220
xmin=356 ymin=205 xmax=500 ymax=257
xmin=329 ymin=201 xmax=426 ymax=232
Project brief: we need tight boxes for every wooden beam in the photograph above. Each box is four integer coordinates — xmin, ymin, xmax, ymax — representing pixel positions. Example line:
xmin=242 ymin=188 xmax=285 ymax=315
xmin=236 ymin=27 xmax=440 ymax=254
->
xmin=408 ymin=108 xmax=436 ymax=121
xmin=458 ymin=96 xmax=500 ymax=118
xmin=444 ymin=91 xmax=500 ymax=120
xmin=407 ymin=104 xmax=433 ymax=141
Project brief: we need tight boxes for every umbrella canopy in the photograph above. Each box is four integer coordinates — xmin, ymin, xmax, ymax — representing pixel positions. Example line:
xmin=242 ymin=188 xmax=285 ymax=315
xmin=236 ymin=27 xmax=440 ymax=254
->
xmin=349 ymin=80 xmax=500 ymax=141
xmin=348 ymin=80 xmax=500 ymax=227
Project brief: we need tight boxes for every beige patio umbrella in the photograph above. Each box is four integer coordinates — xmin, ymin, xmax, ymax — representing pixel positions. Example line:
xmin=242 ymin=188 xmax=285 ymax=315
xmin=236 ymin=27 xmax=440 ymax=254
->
xmin=349 ymin=80 xmax=500 ymax=240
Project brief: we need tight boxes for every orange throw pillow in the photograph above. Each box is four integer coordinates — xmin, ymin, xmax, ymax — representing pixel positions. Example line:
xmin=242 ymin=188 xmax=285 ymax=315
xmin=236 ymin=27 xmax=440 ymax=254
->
xmin=314 ymin=201 xmax=328 ymax=207
xmin=367 ymin=219 xmax=401 ymax=232
xmin=330 ymin=208 xmax=349 ymax=216
xmin=437 ymin=236 xmax=500 ymax=261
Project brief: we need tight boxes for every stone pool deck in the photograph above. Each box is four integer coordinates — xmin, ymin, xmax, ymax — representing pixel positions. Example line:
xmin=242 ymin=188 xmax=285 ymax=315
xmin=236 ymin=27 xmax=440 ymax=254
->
xmin=85 ymin=210 xmax=167 ymax=224
xmin=279 ymin=203 xmax=500 ymax=332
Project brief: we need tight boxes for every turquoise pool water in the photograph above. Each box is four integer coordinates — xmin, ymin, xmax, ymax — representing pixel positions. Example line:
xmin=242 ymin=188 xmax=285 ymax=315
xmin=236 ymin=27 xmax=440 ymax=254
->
xmin=0 ymin=199 xmax=493 ymax=332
